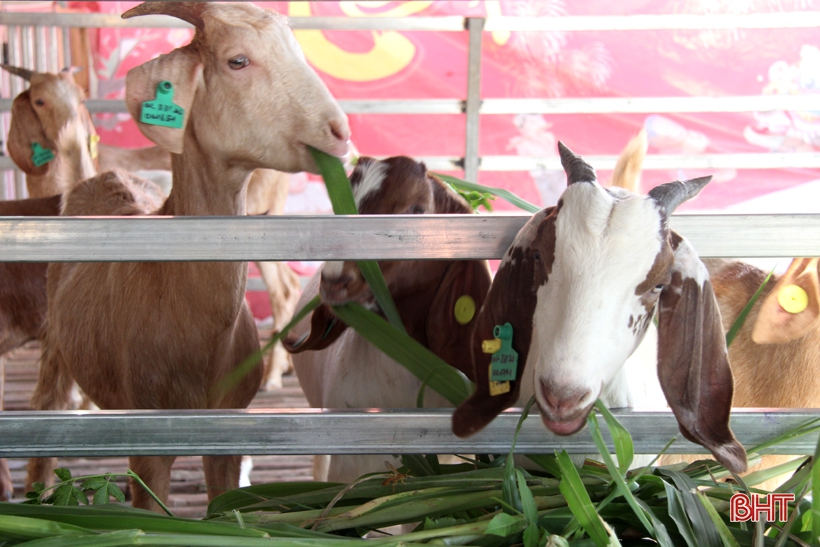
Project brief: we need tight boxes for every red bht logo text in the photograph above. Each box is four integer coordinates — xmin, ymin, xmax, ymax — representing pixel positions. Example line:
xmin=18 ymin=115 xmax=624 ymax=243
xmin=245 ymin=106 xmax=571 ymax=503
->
xmin=730 ymin=493 xmax=795 ymax=522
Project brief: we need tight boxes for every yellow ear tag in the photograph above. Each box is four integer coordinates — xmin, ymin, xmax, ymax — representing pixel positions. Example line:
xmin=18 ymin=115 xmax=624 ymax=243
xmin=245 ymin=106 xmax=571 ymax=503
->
xmin=89 ymin=134 xmax=100 ymax=160
xmin=454 ymin=295 xmax=476 ymax=325
xmin=482 ymin=338 xmax=502 ymax=354
xmin=488 ymin=365 xmax=510 ymax=396
xmin=778 ymin=284 xmax=809 ymax=314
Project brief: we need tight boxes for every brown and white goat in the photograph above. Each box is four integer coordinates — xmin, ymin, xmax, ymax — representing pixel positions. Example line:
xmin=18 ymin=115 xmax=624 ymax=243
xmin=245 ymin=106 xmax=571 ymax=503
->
xmin=452 ymin=143 xmax=747 ymax=475
xmin=28 ymin=1 xmax=349 ymax=511
xmin=285 ymin=156 xmax=491 ymax=483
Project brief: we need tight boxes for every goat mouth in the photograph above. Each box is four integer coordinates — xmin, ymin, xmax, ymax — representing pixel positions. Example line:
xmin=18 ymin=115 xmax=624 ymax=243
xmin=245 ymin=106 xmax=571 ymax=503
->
xmin=537 ymin=403 xmax=592 ymax=436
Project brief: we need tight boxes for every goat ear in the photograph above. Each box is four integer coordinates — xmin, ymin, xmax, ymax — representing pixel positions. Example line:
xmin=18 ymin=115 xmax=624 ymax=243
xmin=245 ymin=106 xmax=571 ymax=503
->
xmin=752 ymin=258 xmax=820 ymax=344
xmin=8 ymin=90 xmax=54 ymax=176
xmin=282 ymin=304 xmax=348 ymax=354
xmin=430 ymin=175 xmax=473 ymax=214
xmin=125 ymin=48 xmax=202 ymax=155
xmin=657 ymin=231 xmax=747 ymax=473
xmin=426 ymin=260 xmax=492 ymax=377
xmin=452 ymin=207 xmax=556 ymax=438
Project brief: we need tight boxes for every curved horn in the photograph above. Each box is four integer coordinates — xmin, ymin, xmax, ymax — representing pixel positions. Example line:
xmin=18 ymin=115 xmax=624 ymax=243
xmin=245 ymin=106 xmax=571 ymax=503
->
xmin=648 ymin=176 xmax=712 ymax=216
xmin=1 ymin=64 xmax=35 ymax=81
xmin=558 ymin=141 xmax=596 ymax=186
xmin=122 ymin=2 xmax=205 ymax=30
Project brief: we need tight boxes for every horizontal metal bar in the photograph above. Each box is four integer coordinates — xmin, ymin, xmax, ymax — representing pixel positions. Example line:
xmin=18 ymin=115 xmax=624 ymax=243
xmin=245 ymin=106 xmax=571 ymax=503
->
xmin=0 ymin=408 xmax=815 ymax=457
xmin=0 ymin=12 xmax=465 ymax=31
xmin=0 ymin=99 xmax=463 ymax=115
xmin=481 ymin=153 xmax=820 ymax=171
xmin=3 ymin=12 xmax=819 ymax=32
xmin=4 ymin=96 xmax=816 ymax=116
xmin=481 ymin=95 xmax=820 ymax=115
xmin=1 ymin=215 xmax=820 ymax=261
xmin=484 ymin=12 xmax=820 ymax=31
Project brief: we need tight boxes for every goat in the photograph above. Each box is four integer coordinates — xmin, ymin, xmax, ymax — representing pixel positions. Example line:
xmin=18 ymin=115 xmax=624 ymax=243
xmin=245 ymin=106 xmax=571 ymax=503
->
xmin=0 ymin=194 xmax=62 ymax=501
xmin=657 ymin=257 xmax=820 ymax=488
xmin=285 ymin=156 xmax=492 ymax=483
xmin=451 ymin=142 xmax=747 ymax=475
xmin=245 ymin=169 xmax=302 ymax=391
xmin=27 ymin=1 xmax=349 ymax=512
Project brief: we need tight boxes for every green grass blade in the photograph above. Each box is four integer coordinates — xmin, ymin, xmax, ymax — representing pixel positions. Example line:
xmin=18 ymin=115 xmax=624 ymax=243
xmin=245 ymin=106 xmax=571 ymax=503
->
xmin=725 ymin=266 xmax=775 ymax=347
xmin=592 ymin=401 xmax=634 ymax=475
xmin=308 ymin=147 xmax=356 ymax=215
xmin=215 ymin=296 xmax=322 ymax=397
xmin=812 ymin=432 xmax=820 ymax=544
xmin=697 ymin=492 xmax=742 ymax=547
xmin=330 ymin=302 xmax=472 ymax=405
xmin=656 ymin=468 xmax=723 ymax=547
xmin=308 ymin=146 xmax=404 ymax=332
xmin=555 ymin=451 xmax=611 ymax=547
xmin=433 ymin=173 xmax=541 ymax=213
xmin=0 ymin=513 xmax=93 ymax=541
xmin=355 ymin=260 xmax=405 ymax=333
xmin=660 ymin=478 xmax=698 ymax=547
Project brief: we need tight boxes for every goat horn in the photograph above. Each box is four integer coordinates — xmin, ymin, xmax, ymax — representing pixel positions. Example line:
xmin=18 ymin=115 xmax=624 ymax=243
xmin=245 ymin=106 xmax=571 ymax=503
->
xmin=558 ymin=141 xmax=596 ymax=186
xmin=122 ymin=2 xmax=205 ymax=30
xmin=1 ymin=64 xmax=35 ymax=81
xmin=648 ymin=175 xmax=712 ymax=216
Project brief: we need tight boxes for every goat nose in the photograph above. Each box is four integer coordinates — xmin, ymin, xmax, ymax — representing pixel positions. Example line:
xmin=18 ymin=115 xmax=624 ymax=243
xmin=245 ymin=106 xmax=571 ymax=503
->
xmin=329 ymin=118 xmax=350 ymax=143
xmin=541 ymin=383 xmax=590 ymax=415
xmin=324 ymin=118 xmax=351 ymax=159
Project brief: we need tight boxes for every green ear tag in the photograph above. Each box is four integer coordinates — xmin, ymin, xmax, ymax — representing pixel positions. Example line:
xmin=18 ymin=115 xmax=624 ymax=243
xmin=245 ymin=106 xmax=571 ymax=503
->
xmin=31 ymin=143 xmax=55 ymax=167
xmin=490 ymin=323 xmax=518 ymax=382
xmin=140 ymin=80 xmax=184 ymax=129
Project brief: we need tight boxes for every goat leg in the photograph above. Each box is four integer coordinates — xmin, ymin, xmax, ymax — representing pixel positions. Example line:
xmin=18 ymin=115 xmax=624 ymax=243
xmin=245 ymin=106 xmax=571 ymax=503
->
xmin=256 ymin=261 xmax=301 ymax=390
xmin=202 ymin=454 xmax=243 ymax=501
xmin=129 ymin=455 xmax=176 ymax=513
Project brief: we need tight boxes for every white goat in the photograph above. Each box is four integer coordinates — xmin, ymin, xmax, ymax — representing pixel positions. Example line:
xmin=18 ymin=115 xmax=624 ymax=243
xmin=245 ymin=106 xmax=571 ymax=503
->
xmin=452 ymin=143 xmax=747 ymax=475
xmin=28 ymin=1 xmax=349 ymax=512
xmin=286 ymin=156 xmax=492 ymax=483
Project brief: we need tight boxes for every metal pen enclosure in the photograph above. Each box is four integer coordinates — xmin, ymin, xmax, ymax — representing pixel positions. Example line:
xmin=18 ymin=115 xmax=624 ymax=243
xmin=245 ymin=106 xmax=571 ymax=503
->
xmin=0 ymin=7 xmax=819 ymax=459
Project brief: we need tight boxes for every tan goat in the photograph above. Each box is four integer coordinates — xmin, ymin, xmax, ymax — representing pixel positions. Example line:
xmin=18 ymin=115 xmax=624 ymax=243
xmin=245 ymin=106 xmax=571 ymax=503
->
xmin=28 ymin=1 xmax=349 ymax=512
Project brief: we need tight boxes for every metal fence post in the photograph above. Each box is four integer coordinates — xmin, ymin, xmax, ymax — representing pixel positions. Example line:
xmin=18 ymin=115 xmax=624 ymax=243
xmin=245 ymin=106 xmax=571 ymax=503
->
xmin=463 ymin=17 xmax=484 ymax=183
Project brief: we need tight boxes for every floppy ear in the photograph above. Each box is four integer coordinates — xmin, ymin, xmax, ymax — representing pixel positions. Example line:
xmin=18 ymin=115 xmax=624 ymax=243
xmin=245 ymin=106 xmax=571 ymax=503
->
xmin=430 ymin=174 xmax=473 ymax=214
xmin=125 ymin=48 xmax=202 ymax=155
xmin=426 ymin=260 xmax=492 ymax=376
xmin=452 ymin=208 xmax=556 ymax=438
xmin=8 ymin=90 xmax=54 ymax=176
xmin=656 ymin=231 xmax=747 ymax=473
xmin=752 ymin=258 xmax=820 ymax=344
xmin=283 ymin=304 xmax=348 ymax=354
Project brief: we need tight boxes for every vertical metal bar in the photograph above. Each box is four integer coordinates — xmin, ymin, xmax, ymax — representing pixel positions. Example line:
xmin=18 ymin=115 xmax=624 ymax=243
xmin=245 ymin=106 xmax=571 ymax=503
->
xmin=35 ymin=26 xmax=47 ymax=72
xmin=21 ymin=26 xmax=32 ymax=70
xmin=49 ymin=26 xmax=60 ymax=72
xmin=463 ymin=17 xmax=484 ymax=183
xmin=62 ymin=27 xmax=72 ymax=69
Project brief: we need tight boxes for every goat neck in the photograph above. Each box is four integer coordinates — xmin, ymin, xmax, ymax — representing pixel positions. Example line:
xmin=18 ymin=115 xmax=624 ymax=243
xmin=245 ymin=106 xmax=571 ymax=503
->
xmin=159 ymin=135 xmax=248 ymax=217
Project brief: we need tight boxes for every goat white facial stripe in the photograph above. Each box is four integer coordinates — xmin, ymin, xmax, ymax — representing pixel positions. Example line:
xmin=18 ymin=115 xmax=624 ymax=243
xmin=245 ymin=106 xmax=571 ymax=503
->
xmin=353 ymin=161 xmax=388 ymax=209
xmin=322 ymin=261 xmax=344 ymax=278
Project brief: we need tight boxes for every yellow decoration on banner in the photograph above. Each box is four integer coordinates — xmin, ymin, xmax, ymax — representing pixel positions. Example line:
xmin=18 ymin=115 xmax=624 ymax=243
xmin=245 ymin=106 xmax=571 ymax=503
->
xmin=339 ymin=2 xmax=433 ymax=18
xmin=289 ymin=3 xmax=416 ymax=82
xmin=778 ymin=284 xmax=809 ymax=314
xmin=484 ymin=1 xmax=510 ymax=46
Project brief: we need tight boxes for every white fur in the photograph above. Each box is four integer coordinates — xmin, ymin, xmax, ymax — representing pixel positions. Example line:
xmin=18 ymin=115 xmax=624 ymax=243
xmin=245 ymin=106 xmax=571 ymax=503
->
xmin=353 ymin=161 xmax=388 ymax=209
xmin=530 ymin=182 xmax=665 ymax=417
xmin=322 ymin=261 xmax=344 ymax=278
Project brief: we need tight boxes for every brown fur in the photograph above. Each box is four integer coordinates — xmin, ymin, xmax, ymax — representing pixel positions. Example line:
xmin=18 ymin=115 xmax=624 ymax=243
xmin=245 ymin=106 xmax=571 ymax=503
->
xmin=246 ymin=169 xmax=301 ymax=391
xmin=286 ymin=156 xmax=491 ymax=482
xmin=28 ymin=1 xmax=348 ymax=512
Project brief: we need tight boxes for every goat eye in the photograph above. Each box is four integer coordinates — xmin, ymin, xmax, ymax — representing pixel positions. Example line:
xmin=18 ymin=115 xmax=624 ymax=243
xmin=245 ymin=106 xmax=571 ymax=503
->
xmin=410 ymin=205 xmax=425 ymax=214
xmin=228 ymin=55 xmax=250 ymax=70
xmin=652 ymin=284 xmax=664 ymax=292
xmin=34 ymin=98 xmax=45 ymax=106
xmin=533 ymin=250 xmax=541 ymax=262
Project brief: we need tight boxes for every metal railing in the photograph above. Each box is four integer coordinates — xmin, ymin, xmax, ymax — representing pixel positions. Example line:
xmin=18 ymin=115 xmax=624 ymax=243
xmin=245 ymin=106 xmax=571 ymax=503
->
xmin=1 ymin=8 xmax=820 ymax=459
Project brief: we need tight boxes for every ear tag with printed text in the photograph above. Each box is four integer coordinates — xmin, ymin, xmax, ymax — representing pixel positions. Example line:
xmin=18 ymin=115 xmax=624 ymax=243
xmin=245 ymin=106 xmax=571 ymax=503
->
xmin=31 ymin=143 xmax=55 ymax=167
xmin=482 ymin=334 xmax=510 ymax=396
xmin=140 ymin=80 xmax=184 ymax=129
xmin=489 ymin=323 xmax=518 ymax=382
xmin=89 ymin=134 xmax=100 ymax=160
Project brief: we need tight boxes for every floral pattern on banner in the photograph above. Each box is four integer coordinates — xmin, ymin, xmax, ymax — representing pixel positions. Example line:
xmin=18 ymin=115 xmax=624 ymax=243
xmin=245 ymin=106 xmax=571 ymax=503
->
xmin=72 ymin=0 xmax=819 ymax=214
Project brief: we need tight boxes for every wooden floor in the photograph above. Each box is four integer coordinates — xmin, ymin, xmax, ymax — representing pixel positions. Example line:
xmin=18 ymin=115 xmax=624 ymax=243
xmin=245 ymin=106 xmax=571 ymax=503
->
xmin=1 ymin=341 xmax=315 ymax=518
